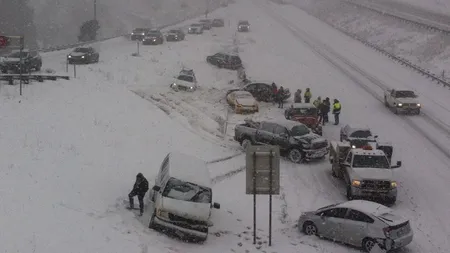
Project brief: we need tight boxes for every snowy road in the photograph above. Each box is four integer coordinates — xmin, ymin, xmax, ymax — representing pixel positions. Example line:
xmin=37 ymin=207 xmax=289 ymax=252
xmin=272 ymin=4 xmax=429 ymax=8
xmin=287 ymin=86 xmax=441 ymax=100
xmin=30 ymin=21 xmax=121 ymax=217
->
xmin=2 ymin=0 xmax=450 ymax=252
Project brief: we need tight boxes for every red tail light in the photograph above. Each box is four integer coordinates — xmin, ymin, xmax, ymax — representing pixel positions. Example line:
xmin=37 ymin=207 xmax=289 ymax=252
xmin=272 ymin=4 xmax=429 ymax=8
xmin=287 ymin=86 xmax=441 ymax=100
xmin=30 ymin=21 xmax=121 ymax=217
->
xmin=383 ymin=227 xmax=392 ymax=237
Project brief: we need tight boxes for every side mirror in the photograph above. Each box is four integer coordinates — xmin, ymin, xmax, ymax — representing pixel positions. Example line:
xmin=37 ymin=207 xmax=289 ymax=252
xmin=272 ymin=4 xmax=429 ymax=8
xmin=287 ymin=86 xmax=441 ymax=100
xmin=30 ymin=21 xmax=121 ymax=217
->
xmin=213 ymin=202 xmax=220 ymax=209
xmin=392 ymin=161 xmax=402 ymax=168
xmin=152 ymin=185 xmax=161 ymax=192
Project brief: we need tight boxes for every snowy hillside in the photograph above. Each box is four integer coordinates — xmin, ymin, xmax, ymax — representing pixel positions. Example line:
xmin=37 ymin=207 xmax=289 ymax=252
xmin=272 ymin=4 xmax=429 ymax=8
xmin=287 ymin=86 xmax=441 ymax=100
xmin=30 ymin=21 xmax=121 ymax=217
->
xmin=30 ymin=0 xmax=223 ymax=47
xmin=2 ymin=0 xmax=450 ymax=252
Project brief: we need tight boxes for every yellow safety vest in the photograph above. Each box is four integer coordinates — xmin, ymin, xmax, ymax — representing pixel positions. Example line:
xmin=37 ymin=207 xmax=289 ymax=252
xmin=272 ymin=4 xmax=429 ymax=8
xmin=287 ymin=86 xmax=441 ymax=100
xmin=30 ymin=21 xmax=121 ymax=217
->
xmin=304 ymin=91 xmax=311 ymax=98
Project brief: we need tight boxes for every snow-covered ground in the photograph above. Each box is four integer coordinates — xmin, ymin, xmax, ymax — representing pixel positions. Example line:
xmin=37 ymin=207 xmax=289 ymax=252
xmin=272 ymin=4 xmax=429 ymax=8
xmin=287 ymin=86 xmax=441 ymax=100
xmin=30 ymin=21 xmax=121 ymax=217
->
xmin=2 ymin=0 xmax=450 ymax=252
xmin=291 ymin=0 xmax=450 ymax=84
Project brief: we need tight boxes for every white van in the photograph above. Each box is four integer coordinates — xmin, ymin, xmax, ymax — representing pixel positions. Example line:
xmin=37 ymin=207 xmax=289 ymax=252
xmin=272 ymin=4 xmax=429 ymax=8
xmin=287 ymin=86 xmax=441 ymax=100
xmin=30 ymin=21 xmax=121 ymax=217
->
xmin=148 ymin=152 xmax=220 ymax=241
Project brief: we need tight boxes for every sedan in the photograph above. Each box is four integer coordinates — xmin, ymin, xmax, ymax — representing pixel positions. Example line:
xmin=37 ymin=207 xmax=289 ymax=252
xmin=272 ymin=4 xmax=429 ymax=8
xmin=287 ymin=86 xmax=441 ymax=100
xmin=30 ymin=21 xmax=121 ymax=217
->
xmin=298 ymin=200 xmax=413 ymax=252
xmin=166 ymin=29 xmax=185 ymax=41
xmin=226 ymin=90 xmax=258 ymax=114
xmin=67 ymin=47 xmax=99 ymax=64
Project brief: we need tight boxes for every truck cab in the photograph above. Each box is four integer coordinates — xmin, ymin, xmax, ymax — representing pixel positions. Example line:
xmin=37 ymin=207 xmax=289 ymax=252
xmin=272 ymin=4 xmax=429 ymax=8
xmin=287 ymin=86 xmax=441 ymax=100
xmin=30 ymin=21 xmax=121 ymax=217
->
xmin=384 ymin=89 xmax=421 ymax=115
xmin=330 ymin=142 xmax=401 ymax=204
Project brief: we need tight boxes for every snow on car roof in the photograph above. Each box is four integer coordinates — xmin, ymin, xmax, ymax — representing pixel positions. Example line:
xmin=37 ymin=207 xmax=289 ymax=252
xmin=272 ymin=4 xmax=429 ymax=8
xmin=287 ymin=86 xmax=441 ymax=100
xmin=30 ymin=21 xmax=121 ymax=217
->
xmin=352 ymin=148 xmax=385 ymax=156
xmin=292 ymin=103 xmax=316 ymax=109
xmin=337 ymin=200 xmax=393 ymax=216
xmin=168 ymin=152 xmax=212 ymax=188
xmin=344 ymin=124 xmax=371 ymax=132
xmin=231 ymin=90 xmax=252 ymax=96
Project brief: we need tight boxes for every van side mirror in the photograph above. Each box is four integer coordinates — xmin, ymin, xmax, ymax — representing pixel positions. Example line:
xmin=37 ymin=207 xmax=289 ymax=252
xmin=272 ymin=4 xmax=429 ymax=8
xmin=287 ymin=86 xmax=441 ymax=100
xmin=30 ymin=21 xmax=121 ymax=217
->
xmin=152 ymin=185 xmax=161 ymax=192
xmin=392 ymin=161 xmax=402 ymax=168
xmin=213 ymin=202 xmax=220 ymax=209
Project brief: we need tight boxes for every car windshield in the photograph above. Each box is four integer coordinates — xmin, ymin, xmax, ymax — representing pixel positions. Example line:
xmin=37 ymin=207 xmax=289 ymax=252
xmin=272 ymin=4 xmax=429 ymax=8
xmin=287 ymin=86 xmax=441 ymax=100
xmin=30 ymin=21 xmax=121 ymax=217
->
xmin=162 ymin=178 xmax=212 ymax=203
xmin=74 ymin=48 xmax=89 ymax=53
xmin=177 ymin=75 xmax=194 ymax=82
xmin=395 ymin=90 xmax=416 ymax=98
xmin=290 ymin=125 xmax=310 ymax=136
xmin=352 ymin=155 xmax=390 ymax=169
xmin=8 ymin=52 xmax=29 ymax=58
xmin=134 ymin=28 xmax=145 ymax=32
xmin=350 ymin=130 xmax=372 ymax=138
xmin=292 ymin=107 xmax=317 ymax=116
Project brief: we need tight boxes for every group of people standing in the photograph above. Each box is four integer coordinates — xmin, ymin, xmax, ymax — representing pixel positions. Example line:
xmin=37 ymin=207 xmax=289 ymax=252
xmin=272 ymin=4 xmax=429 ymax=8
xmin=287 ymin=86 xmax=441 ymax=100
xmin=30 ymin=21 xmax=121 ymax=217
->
xmin=293 ymin=88 xmax=341 ymax=125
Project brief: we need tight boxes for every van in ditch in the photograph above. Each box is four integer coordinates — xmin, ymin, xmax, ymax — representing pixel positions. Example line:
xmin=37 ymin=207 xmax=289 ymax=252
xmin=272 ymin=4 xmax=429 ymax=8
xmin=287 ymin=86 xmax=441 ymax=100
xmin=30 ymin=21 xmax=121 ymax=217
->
xmin=148 ymin=152 xmax=220 ymax=241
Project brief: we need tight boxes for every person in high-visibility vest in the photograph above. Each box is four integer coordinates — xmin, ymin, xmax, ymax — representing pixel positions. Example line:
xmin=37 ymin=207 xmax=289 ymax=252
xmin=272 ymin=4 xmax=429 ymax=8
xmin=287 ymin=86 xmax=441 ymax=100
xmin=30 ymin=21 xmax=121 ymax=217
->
xmin=304 ymin=88 xmax=312 ymax=103
xmin=313 ymin=96 xmax=321 ymax=108
xmin=332 ymin=99 xmax=341 ymax=125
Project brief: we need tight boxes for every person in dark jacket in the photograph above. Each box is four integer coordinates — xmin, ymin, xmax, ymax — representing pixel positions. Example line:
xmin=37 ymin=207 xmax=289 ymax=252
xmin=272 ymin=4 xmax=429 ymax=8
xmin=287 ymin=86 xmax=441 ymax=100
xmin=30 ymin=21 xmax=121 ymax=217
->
xmin=332 ymin=99 xmax=341 ymax=125
xmin=294 ymin=89 xmax=302 ymax=103
xmin=277 ymin=86 xmax=285 ymax=108
xmin=271 ymin=82 xmax=278 ymax=104
xmin=318 ymin=100 xmax=328 ymax=125
xmin=128 ymin=173 xmax=149 ymax=215
xmin=323 ymin=97 xmax=331 ymax=123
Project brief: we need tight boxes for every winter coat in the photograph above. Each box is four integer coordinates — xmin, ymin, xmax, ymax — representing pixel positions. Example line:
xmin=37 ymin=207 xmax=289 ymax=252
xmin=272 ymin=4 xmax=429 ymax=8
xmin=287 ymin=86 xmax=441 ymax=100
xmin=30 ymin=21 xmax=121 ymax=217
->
xmin=333 ymin=102 xmax=341 ymax=114
xmin=304 ymin=90 xmax=312 ymax=99
xmin=133 ymin=177 xmax=149 ymax=195
xmin=323 ymin=100 xmax=331 ymax=113
xmin=277 ymin=87 xmax=284 ymax=99
xmin=294 ymin=91 xmax=302 ymax=103
xmin=313 ymin=99 xmax=321 ymax=107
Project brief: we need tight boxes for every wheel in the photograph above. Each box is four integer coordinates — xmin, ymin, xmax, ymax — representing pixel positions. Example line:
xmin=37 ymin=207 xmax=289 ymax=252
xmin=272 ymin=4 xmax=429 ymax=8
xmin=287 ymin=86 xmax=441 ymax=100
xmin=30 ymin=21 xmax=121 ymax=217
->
xmin=346 ymin=185 xmax=353 ymax=200
xmin=241 ymin=138 xmax=252 ymax=150
xmin=148 ymin=210 xmax=157 ymax=228
xmin=415 ymin=109 xmax=420 ymax=115
xmin=394 ymin=108 xmax=399 ymax=114
xmin=362 ymin=238 xmax=377 ymax=252
xmin=385 ymin=197 xmax=396 ymax=206
xmin=288 ymin=148 xmax=303 ymax=163
xmin=302 ymin=221 xmax=318 ymax=236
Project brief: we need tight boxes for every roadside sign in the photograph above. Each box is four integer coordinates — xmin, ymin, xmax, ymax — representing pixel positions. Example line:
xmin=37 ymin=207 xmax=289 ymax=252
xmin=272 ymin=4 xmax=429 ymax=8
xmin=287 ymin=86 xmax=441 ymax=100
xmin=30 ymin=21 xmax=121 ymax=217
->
xmin=0 ymin=36 xmax=10 ymax=48
xmin=245 ymin=145 xmax=280 ymax=195
xmin=0 ymin=36 xmax=24 ymax=49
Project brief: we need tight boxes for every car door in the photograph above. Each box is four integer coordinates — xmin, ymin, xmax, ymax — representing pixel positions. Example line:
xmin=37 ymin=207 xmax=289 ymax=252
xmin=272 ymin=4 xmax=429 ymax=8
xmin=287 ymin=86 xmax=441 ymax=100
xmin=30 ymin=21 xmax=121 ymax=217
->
xmin=255 ymin=122 xmax=276 ymax=144
xmin=342 ymin=209 xmax=374 ymax=246
xmin=316 ymin=208 xmax=348 ymax=241
xmin=272 ymin=125 xmax=290 ymax=151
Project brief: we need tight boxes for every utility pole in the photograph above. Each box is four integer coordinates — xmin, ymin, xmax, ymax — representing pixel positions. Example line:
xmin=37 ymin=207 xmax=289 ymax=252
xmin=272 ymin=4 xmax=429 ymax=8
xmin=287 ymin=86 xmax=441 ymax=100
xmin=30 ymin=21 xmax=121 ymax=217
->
xmin=94 ymin=0 xmax=97 ymax=20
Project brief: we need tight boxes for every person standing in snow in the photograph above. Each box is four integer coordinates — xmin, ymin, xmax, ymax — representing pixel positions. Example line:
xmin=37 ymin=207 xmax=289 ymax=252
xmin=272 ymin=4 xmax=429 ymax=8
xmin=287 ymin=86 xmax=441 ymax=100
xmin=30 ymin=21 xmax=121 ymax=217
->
xmin=304 ymin=88 xmax=312 ymax=103
xmin=294 ymin=89 xmax=302 ymax=103
xmin=323 ymin=97 xmax=331 ymax=123
xmin=128 ymin=173 xmax=149 ymax=216
xmin=313 ymin=96 xmax=321 ymax=108
xmin=318 ymin=99 xmax=328 ymax=125
xmin=271 ymin=82 xmax=278 ymax=104
xmin=332 ymin=99 xmax=341 ymax=125
xmin=277 ymin=86 xmax=285 ymax=108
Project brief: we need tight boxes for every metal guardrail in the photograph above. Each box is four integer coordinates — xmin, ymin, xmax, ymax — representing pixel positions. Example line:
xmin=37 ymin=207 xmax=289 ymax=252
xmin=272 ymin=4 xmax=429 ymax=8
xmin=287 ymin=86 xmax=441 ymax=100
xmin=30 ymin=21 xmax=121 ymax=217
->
xmin=344 ymin=0 xmax=450 ymax=35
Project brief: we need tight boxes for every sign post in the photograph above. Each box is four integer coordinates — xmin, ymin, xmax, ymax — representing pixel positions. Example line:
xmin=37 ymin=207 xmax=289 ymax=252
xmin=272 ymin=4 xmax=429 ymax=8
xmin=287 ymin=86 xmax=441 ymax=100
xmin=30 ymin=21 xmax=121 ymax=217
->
xmin=246 ymin=145 xmax=280 ymax=246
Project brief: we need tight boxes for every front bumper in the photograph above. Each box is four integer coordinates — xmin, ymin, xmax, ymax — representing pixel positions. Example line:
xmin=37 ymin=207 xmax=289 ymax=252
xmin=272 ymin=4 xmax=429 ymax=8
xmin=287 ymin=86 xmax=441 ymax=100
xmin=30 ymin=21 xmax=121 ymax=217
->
xmin=68 ymin=57 xmax=88 ymax=64
xmin=166 ymin=35 xmax=180 ymax=41
xmin=235 ymin=106 xmax=258 ymax=114
xmin=350 ymin=186 xmax=397 ymax=199
xmin=131 ymin=35 xmax=145 ymax=40
xmin=188 ymin=29 xmax=201 ymax=34
xmin=238 ymin=26 xmax=249 ymax=32
xmin=304 ymin=147 xmax=329 ymax=159
xmin=170 ymin=83 xmax=196 ymax=91
xmin=153 ymin=216 xmax=208 ymax=239
xmin=143 ymin=39 xmax=160 ymax=45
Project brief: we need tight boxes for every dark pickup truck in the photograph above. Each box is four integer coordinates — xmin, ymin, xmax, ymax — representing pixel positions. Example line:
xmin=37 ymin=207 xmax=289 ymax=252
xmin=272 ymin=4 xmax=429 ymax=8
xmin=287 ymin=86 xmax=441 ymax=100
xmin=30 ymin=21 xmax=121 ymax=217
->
xmin=234 ymin=119 xmax=329 ymax=163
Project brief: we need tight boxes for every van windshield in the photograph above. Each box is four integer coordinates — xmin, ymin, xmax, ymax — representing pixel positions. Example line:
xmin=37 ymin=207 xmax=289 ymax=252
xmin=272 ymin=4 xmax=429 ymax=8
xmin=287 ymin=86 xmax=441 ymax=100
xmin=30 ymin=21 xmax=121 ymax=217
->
xmin=162 ymin=178 xmax=212 ymax=203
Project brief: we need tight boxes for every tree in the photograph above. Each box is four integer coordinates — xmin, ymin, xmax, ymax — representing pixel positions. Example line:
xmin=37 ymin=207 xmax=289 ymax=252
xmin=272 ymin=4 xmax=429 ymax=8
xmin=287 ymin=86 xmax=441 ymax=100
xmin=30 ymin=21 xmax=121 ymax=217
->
xmin=0 ymin=0 xmax=37 ymax=48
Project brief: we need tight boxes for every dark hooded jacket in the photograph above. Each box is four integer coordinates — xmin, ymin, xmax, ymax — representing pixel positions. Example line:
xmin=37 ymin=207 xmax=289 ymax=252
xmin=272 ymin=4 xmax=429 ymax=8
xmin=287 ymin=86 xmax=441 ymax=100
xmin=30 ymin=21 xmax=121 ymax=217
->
xmin=133 ymin=173 xmax=149 ymax=195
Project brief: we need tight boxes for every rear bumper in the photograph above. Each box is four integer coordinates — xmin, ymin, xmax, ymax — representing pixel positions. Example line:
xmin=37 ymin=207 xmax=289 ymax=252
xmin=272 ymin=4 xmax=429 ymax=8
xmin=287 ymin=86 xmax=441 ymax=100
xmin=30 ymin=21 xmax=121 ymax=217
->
xmin=383 ymin=231 xmax=413 ymax=250
xmin=153 ymin=216 xmax=208 ymax=239
xmin=396 ymin=107 xmax=420 ymax=113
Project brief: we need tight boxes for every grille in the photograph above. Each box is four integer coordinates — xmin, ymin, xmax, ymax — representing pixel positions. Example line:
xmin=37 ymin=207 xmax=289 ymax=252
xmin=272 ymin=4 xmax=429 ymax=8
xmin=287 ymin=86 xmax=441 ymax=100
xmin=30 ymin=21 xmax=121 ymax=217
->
xmin=168 ymin=213 xmax=208 ymax=232
xmin=361 ymin=180 xmax=391 ymax=190
xmin=401 ymin=103 xmax=418 ymax=108
xmin=312 ymin=141 xmax=328 ymax=149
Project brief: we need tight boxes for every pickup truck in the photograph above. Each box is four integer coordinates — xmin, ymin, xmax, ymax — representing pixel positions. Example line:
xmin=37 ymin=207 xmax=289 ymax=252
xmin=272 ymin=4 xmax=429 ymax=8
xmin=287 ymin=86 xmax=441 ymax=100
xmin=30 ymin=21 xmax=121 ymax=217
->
xmin=384 ymin=89 xmax=421 ymax=115
xmin=234 ymin=119 xmax=329 ymax=163
xmin=329 ymin=142 xmax=401 ymax=205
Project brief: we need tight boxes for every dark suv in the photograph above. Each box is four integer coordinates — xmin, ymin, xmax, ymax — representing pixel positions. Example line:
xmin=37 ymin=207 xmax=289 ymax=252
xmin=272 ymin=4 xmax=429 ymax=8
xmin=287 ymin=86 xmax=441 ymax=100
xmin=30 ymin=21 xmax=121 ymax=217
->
xmin=206 ymin=52 xmax=242 ymax=70
xmin=1 ymin=50 xmax=42 ymax=73
xmin=131 ymin=28 xmax=151 ymax=41
xmin=143 ymin=30 xmax=164 ymax=45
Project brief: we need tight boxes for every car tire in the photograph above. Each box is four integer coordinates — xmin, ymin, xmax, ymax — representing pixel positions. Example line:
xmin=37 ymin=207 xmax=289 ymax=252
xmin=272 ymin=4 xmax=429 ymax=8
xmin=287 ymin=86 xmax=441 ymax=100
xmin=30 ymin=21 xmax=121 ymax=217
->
xmin=288 ymin=148 xmax=303 ymax=163
xmin=415 ymin=109 xmax=420 ymax=115
xmin=148 ymin=210 xmax=157 ymax=229
xmin=385 ymin=197 xmax=396 ymax=206
xmin=302 ymin=221 xmax=318 ymax=236
xmin=346 ymin=185 xmax=353 ymax=200
xmin=362 ymin=238 xmax=377 ymax=252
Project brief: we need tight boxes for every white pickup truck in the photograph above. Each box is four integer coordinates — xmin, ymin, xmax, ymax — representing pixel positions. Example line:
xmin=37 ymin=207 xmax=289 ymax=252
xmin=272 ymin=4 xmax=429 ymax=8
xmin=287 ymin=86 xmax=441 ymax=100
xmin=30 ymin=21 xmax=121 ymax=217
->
xmin=384 ymin=89 xmax=421 ymax=115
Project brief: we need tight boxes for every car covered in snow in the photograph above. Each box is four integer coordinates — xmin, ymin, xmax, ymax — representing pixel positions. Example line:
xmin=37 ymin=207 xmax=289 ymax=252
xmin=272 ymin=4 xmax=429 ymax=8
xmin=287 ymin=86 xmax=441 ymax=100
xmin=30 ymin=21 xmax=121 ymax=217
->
xmin=234 ymin=119 xmax=329 ymax=163
xmin=212 ymin=18 xmax=225 ymax=27
xmin=384 ymin=89 xmax=421 ymax=115
xmin=237 ymin=20 xmax=250 ymax=32
xmin=143 ymin=29 xmax=164 ymax=45
xmin=1 ymin=49 xmax=42 ymax=73
xmin=298 ymin=200 xmax=413 ymax=252
xmin=226 ymin=90 xmax=259 ymax=114
xmin=340 ymin=125 xmax=378 ymax=147
xmin=188 ymin=23 xmax=204 ymax=34
xmin=67 ymin=47 xmax=99 ymax=64
xmin=148 ymin=152 xmax=221 ymax=242
xmin=131 ymin=28 xmax=151 ymax=40
xmin=206 ymin=51 xmax=242 ymax=70
xmin=170 ymin=68 xmax=198 ymax=91
xmin=198 ymin=19 xmax=212 ymax=30
xmin=165 ymin=29 xmax=185 ymax=41
xmin=241 ymin=82 xmax=291 ymax=102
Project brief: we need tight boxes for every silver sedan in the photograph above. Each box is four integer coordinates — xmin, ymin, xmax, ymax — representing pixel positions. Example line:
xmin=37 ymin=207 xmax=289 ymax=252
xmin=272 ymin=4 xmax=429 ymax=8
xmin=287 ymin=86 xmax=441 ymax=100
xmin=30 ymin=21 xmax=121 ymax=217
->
xmin=298 ymin=200 xmax=413 ymax=252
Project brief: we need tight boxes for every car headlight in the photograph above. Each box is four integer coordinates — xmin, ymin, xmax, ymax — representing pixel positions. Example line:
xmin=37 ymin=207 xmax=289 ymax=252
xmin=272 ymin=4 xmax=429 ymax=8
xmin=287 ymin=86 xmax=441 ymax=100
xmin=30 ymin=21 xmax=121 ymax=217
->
xmin=156 ymin=209 xmax=169 ymax=218
xmin=81 ymin=56 xmax=85 ymax=58
xmin=172 ymin=83 xmax=177 ymax=86
xmin=189 ymin=86 xmax=193 ymax=89
xmin=351 ymin=180 xmax=361 ymax=187
xmin=352 ymin=145 xmax=356 ymax=148
xmin=68 ymin=55 xmax=72 ymax=58
xmin=391 ymin=181 xmax=397 ymax=188
xmin=417 ymin=103 xmax=421 ymax=107
xmin=141 ymin=33 xmax=145 ymax=35
xmin=397 ymin=103 xmax=402 ymax=107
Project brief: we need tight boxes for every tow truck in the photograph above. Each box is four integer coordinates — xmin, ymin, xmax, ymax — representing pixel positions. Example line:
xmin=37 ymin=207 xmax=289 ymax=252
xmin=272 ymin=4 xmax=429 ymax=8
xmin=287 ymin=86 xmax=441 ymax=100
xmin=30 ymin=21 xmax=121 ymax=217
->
xmin=329 ymin=142 xmax=402 ymax=204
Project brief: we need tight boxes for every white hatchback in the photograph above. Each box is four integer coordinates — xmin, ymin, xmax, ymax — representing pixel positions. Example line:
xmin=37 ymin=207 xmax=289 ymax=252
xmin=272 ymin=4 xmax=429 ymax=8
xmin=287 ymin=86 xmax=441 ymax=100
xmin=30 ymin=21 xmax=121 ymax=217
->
xmin=298 ymin=200 xmax=413 ymax=252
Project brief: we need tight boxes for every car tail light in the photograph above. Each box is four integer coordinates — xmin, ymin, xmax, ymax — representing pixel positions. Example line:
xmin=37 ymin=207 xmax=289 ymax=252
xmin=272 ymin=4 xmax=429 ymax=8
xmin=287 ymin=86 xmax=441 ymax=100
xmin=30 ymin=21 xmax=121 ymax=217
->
xmin=383 ymin=227 xmax=391 ymax=237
